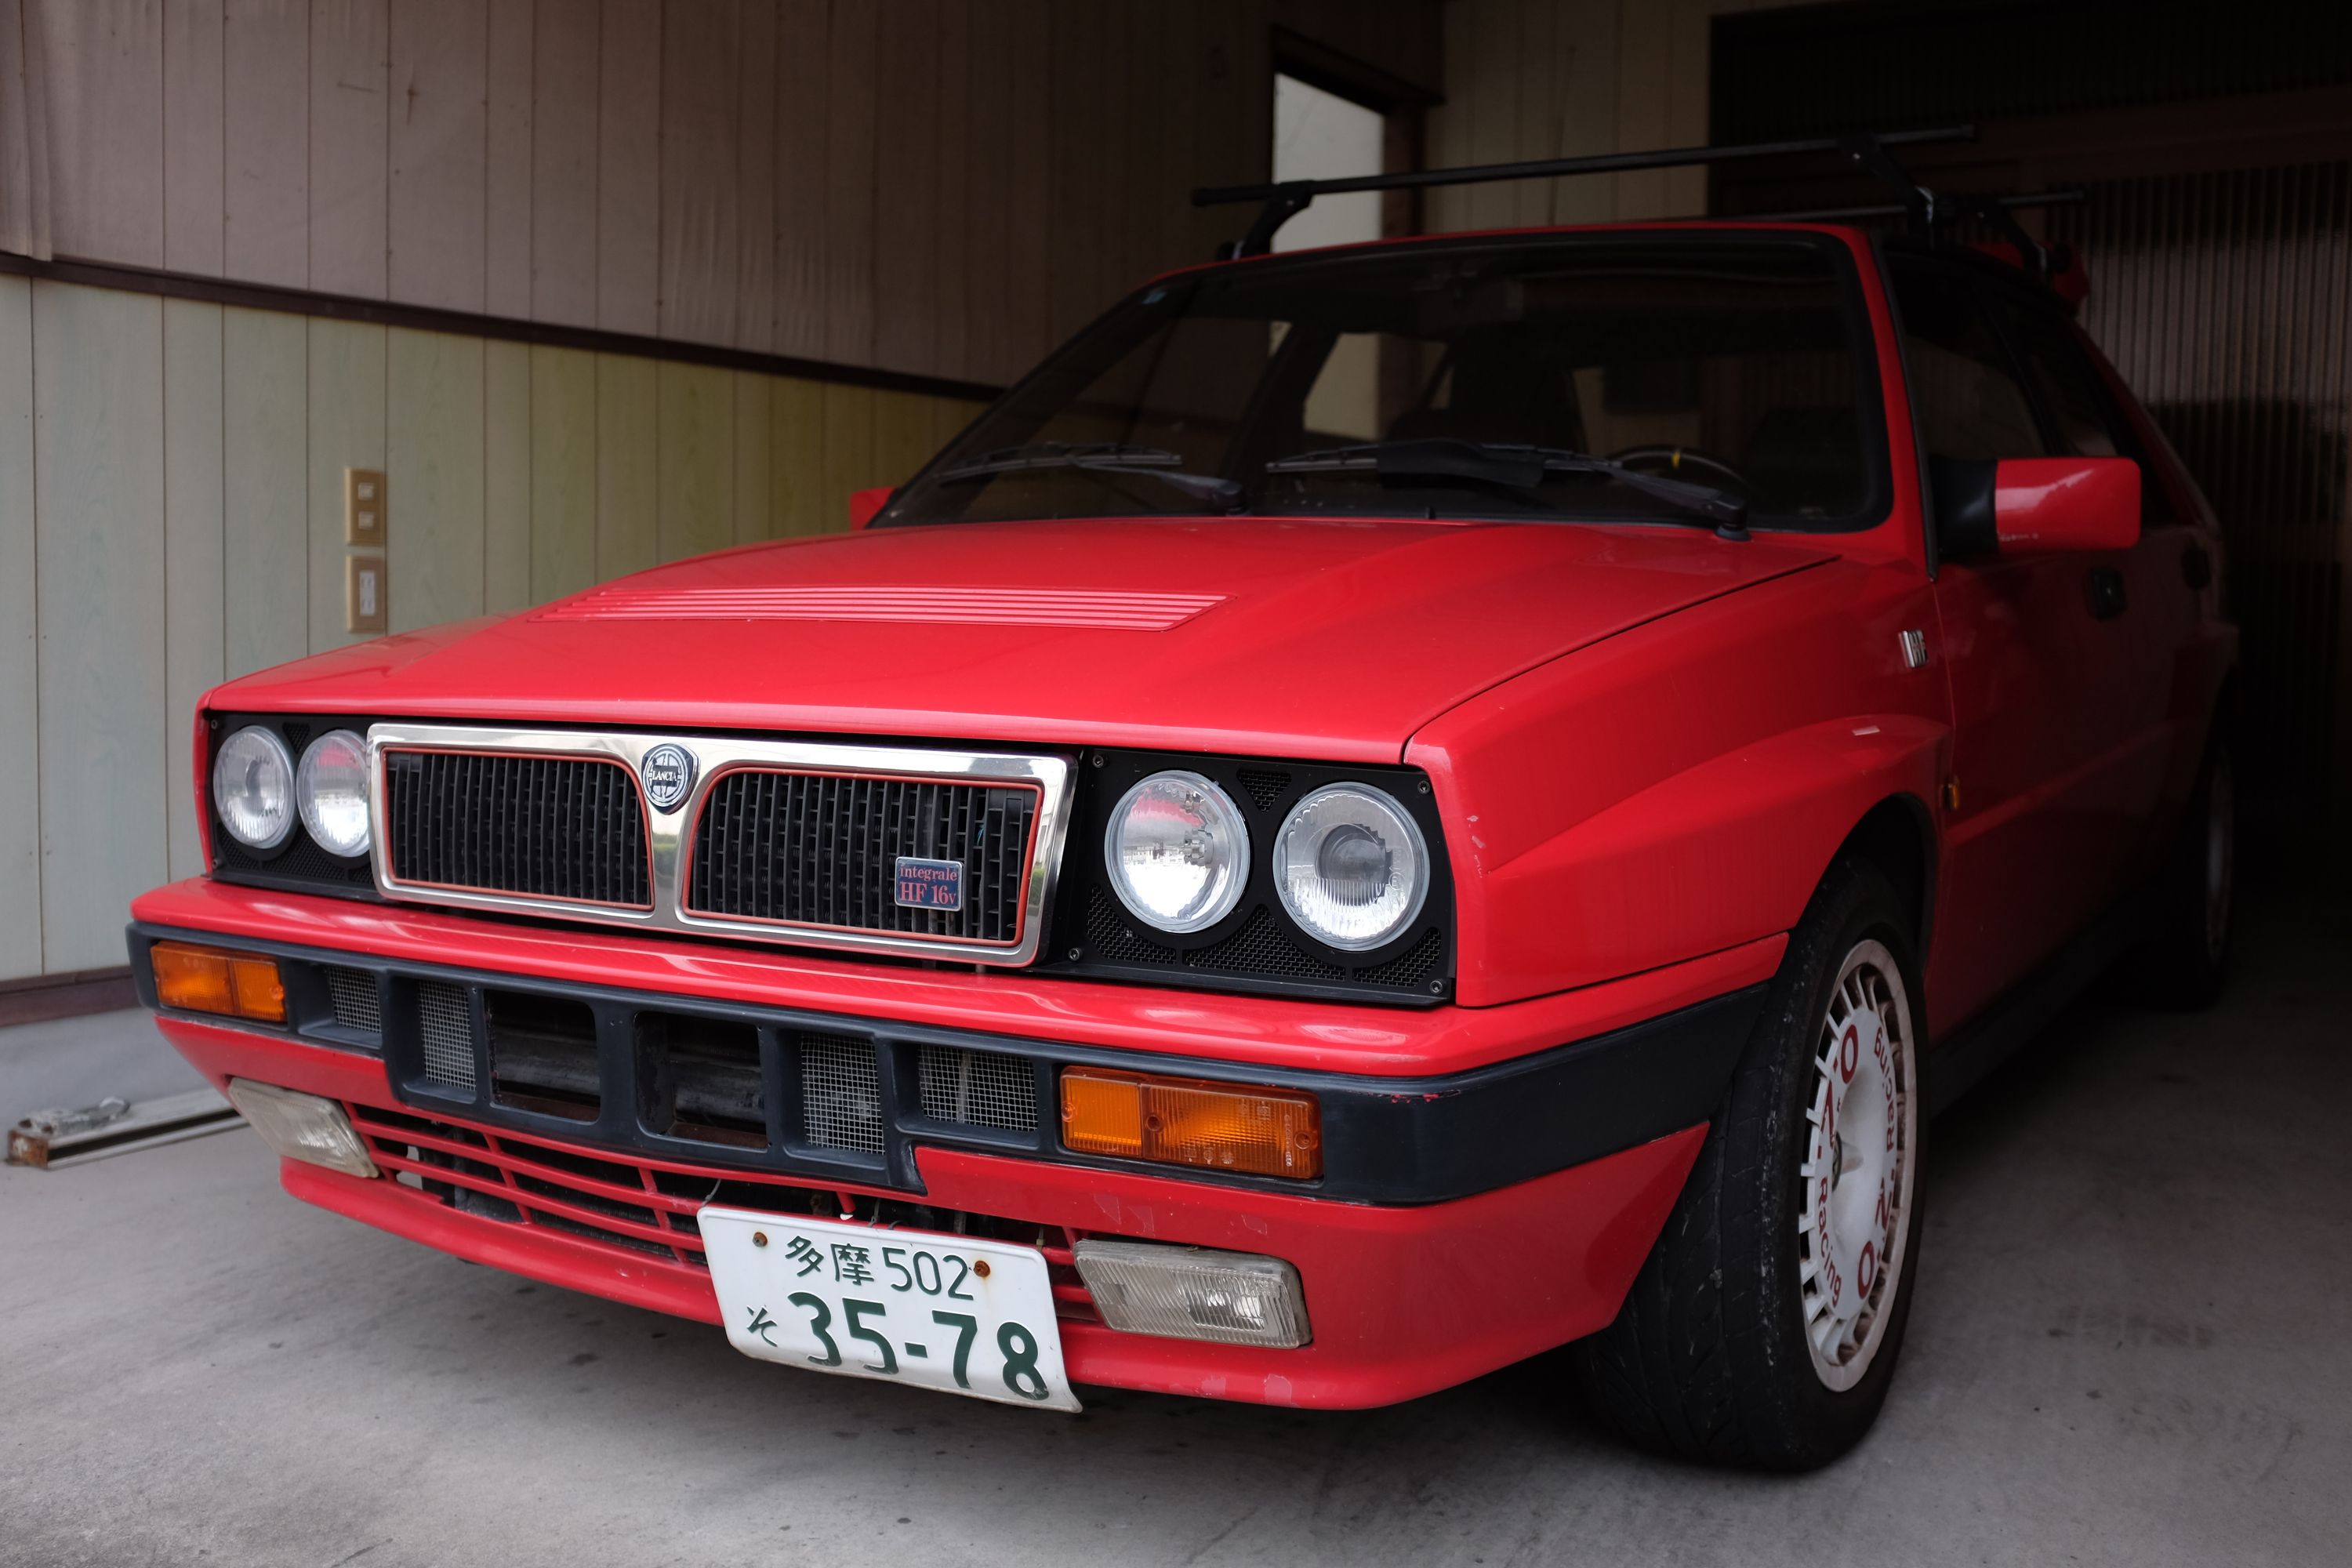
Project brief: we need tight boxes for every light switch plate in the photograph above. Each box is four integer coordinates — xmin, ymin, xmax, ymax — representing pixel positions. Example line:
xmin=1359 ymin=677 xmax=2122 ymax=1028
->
xmin=345 ymin=468 xmax=387 ymax=545
xmin=347 ymin=553 xmax=387 ymax=633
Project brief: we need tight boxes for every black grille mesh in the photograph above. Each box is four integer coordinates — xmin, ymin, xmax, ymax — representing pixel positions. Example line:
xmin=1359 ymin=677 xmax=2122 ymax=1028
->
xmin=919 ymin=1046 xmax=1038 ymax=1132
xmin=688 ymin=771 xmax=1038 ymax=945
xmin=797 ymin=1033 xmax=884 ymax=1152
xmin=385 ymin=750 xmax=650 ymax=908
xmin=416 ymin=982 xmax=478 ymax=1092
xmin=1083 ymin=887 xmax=1444 ymax=993
xmin=322 ymin=967 xmax=383 ymax=1034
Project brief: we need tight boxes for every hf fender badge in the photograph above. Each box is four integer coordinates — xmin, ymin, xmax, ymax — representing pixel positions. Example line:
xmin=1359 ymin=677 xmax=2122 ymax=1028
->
xmin=641 ymin=743 xmax=699 ymax=812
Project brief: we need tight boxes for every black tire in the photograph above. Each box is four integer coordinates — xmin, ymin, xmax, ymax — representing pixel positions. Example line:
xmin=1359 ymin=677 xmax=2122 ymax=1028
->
xmin=2123 ymin=737 xmax=2234 ymax=1011
xmin=1571 ymin=855 xmax=1928 ymax=1471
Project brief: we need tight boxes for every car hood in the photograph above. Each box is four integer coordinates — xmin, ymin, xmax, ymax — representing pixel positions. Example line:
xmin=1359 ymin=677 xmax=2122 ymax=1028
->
xmin=219 ymin=516 xmax=1832 ymax=760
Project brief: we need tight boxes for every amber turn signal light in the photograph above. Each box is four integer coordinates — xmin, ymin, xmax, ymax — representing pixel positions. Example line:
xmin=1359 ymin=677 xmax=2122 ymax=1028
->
xmin=151 ymin=941 xmax=286 ymax=1023
xmin=1059 ymin=1068 xmax=1321 ymax=1180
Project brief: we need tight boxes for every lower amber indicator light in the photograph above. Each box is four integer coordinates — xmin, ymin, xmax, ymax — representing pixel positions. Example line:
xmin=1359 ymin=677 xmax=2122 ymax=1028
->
xmin=151 ymin=941 xmax=286 ymax=1022
xmin=1060 ymin=1068 xmax=1320 ymax=1180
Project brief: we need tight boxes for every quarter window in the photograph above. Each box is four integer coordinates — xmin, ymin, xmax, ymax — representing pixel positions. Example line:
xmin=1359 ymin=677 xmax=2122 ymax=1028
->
xmin=1889 ymin=263 xmax=2047 ymax=461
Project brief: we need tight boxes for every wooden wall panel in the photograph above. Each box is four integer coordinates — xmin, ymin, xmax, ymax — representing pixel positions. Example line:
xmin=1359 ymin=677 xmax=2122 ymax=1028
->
xmin=484 ymin=339 xmax=534 ymax=613
xmin=164 ymin=0 xmax=228 ymax=275
xmin=732 ymin=0 xmax=778 ymax=353
xmin=389 ymin=0 xmax=490 ymax=311
xmin=32 ymin=282 xmax=165 ymax=973
xmin=594 ymin=351 xmax=659 ymax=576
xmin=223 ymin=0 xmax=310 ymax=287
xmin=32 ymin=0 xmax=164 ymax=268
xmin=596 ymin=0 xmax=661 ymax=334
xmin=818 ymin=382 xmax=875 ymax=531
xmin=528 ymin=343 xmax=598 ymax=600
xmin=310 ymin=0 xmax=389 ymax=298
xmin=162 ymin=299 xmax=227 ymax=882
xmin=870 ymin=0 xmax=938 ymax=373
xmin=305 ymin=317 xmax=387 ymax=652
xmin=658 ymin=0 xmax=741 ymax=345
xmin=731 ymin=369 xmax=772 ymax=544
xmin=770 ymin=374 xmax=826 ymax=537
xmin=959 ymin=0 xmax=1010 ymax=383
xmin=655 ymin=359 xmax=735 ymax=562
xmin=386 ymin=328 xmax=487 ymax=630
xmin=820 ymin=0 xmax=878 ymax=364
xmin=485 ymin=0 xmax=535 ymax=319
xmin=771 ymin=0 xmax=829 ymax=361
xmin=0 ymin=276 xmax=38 ymax=974
xmin=530 ymin=0 xmax=600 ymax=325
xmin=223 ymin=305 xmax=309 ymax=677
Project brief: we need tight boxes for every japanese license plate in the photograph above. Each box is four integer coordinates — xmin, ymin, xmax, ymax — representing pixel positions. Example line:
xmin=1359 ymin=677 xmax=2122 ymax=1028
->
xmin=699 ymin=1207 xmax=1079 ymax=1412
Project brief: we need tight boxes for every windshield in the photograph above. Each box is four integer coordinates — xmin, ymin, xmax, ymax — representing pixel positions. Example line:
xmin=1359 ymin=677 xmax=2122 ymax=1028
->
xmin=884 ymin=232 xmax=1888 ymax=531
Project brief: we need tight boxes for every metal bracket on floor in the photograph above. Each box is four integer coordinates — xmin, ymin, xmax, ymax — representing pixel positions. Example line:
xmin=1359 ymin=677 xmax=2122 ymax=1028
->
xmin=6 ymin=1088 xmax=242 ymax=1170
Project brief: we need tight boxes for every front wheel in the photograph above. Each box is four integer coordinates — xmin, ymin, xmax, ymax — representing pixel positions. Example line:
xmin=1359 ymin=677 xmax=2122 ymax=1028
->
xmin=1572 ymin=855 xmax=1926 ymax=1469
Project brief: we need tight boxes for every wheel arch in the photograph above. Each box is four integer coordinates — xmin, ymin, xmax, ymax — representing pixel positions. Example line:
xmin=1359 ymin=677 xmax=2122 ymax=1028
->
xmin=1832 ymin=793 xmax=1939 ymax=954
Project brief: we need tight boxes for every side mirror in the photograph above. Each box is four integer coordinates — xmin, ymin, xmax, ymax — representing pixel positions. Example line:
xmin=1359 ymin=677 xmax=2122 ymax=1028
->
xmin=848 ymin=486 xmax=894 ymax=531
xmin=1931 ymin=456 xmax=2140 ymax=557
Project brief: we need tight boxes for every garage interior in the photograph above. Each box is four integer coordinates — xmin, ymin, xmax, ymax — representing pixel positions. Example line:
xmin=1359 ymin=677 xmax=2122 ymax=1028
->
xmin=2 ymin=0 xmax=2347 ymax=1561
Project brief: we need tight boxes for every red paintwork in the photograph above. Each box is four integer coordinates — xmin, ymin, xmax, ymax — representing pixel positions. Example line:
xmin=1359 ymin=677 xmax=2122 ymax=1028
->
xmin=1993 ymin=457 xmax=2141 ymax=553
xmin=143 ymin=219 xmax=2236 ymax=1406
xmin=160 ymin=1011 xmax=1701 ymax=1410
xmin=847 ymin=485 xmax=893 ymax=530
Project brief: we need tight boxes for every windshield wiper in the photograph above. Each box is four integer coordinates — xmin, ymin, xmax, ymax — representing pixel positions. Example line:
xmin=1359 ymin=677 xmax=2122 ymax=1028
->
xmin=936 ymin=442 xmax=1243 ymax=509
xmin=1265 ymin=438 xmax=1748 ymax=532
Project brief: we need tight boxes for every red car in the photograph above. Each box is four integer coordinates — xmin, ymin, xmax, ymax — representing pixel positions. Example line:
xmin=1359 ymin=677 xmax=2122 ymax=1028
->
xmin=132 ymin=181 xmax=2235 ymax=1468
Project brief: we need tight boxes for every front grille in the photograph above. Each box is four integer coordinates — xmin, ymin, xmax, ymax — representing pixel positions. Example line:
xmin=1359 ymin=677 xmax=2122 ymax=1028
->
xmin=347 ymin=1102 xmax=1102 ymax=1321
xmin=686 ymin=771 xmax=1040 ymax=946
xmin=384 ymin=750 xmax=651 ymax=909
xmin=416 ymin=982 xmax=478 ymax=1093
xmin=322 ymin=967 xmax=382 ymax=1033
xmin=919 ymin=1045 xmax=1038 ymax=1132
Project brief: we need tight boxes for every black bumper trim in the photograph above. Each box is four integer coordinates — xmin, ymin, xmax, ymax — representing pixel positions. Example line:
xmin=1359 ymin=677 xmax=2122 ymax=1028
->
xmin=128 ymin=920 xmax=1763 ymax=1206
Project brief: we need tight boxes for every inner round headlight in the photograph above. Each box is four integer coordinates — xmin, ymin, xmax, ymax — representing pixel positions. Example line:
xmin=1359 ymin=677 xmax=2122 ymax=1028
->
xmin=296 ymin=729 xmax=372 ymax=858
xmin=211 ymin=725 xmax=296 ymax=851
xmin=1105 ymin=771 xmax=1250 ymax=934
xmin=1273 ymin=784 xmax=1429 ymax=951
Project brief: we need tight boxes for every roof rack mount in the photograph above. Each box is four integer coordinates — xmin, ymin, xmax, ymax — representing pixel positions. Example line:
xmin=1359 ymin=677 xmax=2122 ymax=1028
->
xmin=1195 ymin=125 xmax=1980 ymax=259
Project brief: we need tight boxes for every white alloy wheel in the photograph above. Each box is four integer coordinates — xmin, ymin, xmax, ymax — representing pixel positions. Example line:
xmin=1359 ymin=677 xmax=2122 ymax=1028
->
xmin=1796 ymin=938 xmax=1918 ymax=1392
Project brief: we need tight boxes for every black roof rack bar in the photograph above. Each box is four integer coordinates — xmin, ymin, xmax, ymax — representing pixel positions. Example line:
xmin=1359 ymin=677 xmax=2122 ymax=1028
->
xmin=1748 ymin=189 xmax=2085 ymax=223
xmin=1195 ymin=125 xmax=1976 ymax=256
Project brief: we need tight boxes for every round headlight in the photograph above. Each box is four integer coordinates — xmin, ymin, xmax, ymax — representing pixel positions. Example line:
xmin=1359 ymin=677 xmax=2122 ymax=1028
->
xmin=296 ymin=729 xmax=372 ymax=858
xmin=211 ymin=725 xmax=296 ymax=851
xmin=1104 ymin=771 xmax=1250 ymax=934
xmin=1273 ymin=783 xmax=1430 ymax=951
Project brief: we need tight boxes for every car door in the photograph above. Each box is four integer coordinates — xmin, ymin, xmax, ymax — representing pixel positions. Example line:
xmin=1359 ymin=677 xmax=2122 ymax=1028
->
xmin=1889 ymin=256 xmax=2147 ymax=1025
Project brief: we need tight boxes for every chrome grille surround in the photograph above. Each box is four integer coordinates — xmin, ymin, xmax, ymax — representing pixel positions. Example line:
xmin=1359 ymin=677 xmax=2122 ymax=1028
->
xmin=365 ymin=723 xmax=1075 ymax=967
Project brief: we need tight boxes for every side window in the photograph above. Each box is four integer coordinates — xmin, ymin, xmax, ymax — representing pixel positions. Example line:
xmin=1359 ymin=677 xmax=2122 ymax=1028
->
xmin=1998 ymin=300 xmax=2179 ymax=527
xmin=1888 ymin=263 xmax=2048 ymax=461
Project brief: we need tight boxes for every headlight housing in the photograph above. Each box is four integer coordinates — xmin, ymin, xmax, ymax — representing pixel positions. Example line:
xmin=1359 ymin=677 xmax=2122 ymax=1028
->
xmin=1104 ymin=771 xmax=1250 ymax=934
xmin=211 ymin=725 xmax=296 ymax=851
xmin=296 ymin=729 xmax=372 ymax=858
xmin=1272 ymin=783 xmax=1430 ymax=951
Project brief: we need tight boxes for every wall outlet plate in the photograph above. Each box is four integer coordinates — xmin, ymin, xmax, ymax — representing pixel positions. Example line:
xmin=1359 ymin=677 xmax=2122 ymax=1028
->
xmin=347 ymin=553 xmax=387 ymax=633
xmin=345 ymin=468 xmax=387 ymax=545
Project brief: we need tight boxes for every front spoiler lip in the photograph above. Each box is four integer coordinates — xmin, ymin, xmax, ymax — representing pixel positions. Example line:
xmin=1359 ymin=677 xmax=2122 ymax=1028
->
xmin=129 ymin=916 xmax=1766 ymax=1208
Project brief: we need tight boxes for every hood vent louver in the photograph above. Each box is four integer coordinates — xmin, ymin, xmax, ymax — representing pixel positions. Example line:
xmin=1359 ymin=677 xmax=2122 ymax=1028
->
xmin=537 ymin=586 xmax=1225 ymax=632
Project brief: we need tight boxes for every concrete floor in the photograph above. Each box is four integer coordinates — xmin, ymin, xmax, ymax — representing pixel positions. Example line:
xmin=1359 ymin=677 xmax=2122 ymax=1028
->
xmin=1 ymin=891 xmax=2344 ymax=1568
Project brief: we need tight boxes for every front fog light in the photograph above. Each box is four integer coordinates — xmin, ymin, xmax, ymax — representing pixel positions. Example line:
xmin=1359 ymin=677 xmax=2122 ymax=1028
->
xmin=224 ymin=1079 xmax=378 ymax=1178
xmin=1073 ymin=1239 xmax=1310 ymax=1348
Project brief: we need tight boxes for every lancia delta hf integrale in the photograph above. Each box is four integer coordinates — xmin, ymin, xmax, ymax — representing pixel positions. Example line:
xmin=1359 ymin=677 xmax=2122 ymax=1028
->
xmin=131 ymin=143 xmax=2236 ymax=1468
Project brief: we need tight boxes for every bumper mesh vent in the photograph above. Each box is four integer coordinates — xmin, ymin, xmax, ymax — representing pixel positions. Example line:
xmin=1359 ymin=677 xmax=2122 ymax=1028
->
xmin=384 ymin=750 xmax=651 ymax=909
xmin=797 ymin=1033 xmax=883 ymax=1152
xmin=687 ymin=771 xmax=1040 ymax=946
xmin=919 ymin=1046 xmax=1038 ymax=1133
xmin=416 ymin=982 xmax=478 ymax=1093
xmin=322 ymin=966 xmax=383 ymax=1034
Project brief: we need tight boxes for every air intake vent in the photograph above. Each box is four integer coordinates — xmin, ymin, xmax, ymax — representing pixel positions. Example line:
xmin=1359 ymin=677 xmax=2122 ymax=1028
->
xmin=797 ymin=1033 xmax=883 ymax=1152
xmin=485 ymin=990 xmax=601 ymax=1123
xmin=322 ymin=966 xmax=383 ymax=1035
xmin=919 ymin=1046 xmax=1038 ymax=1133
xmin=416 ymin=982 xmax=478 ymax=1093
xmin=640 ymin=1013 xmax=766 ymax=1149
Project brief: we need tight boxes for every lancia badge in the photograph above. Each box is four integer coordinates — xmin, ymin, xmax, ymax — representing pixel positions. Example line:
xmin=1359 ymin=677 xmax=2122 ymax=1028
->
xmin=641 ymin=743 xmax=699 ymax=812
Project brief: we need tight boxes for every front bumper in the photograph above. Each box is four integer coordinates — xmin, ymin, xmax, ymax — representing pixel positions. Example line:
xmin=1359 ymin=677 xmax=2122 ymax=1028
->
xmin=129 ymin=878 xmax=1774 ymax=1407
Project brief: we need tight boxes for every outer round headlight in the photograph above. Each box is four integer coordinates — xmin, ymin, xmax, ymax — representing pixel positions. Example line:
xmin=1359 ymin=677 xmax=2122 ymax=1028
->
xmin=212 ymin=725 xmax=296 ymax=851
xmin=1273 ymin=784 xmax=1429 ymax=951
xmin=1104 ymin=771 xmax=1250 ymax=934
xmin=296 ymin=729 xmax=372 ymax=858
